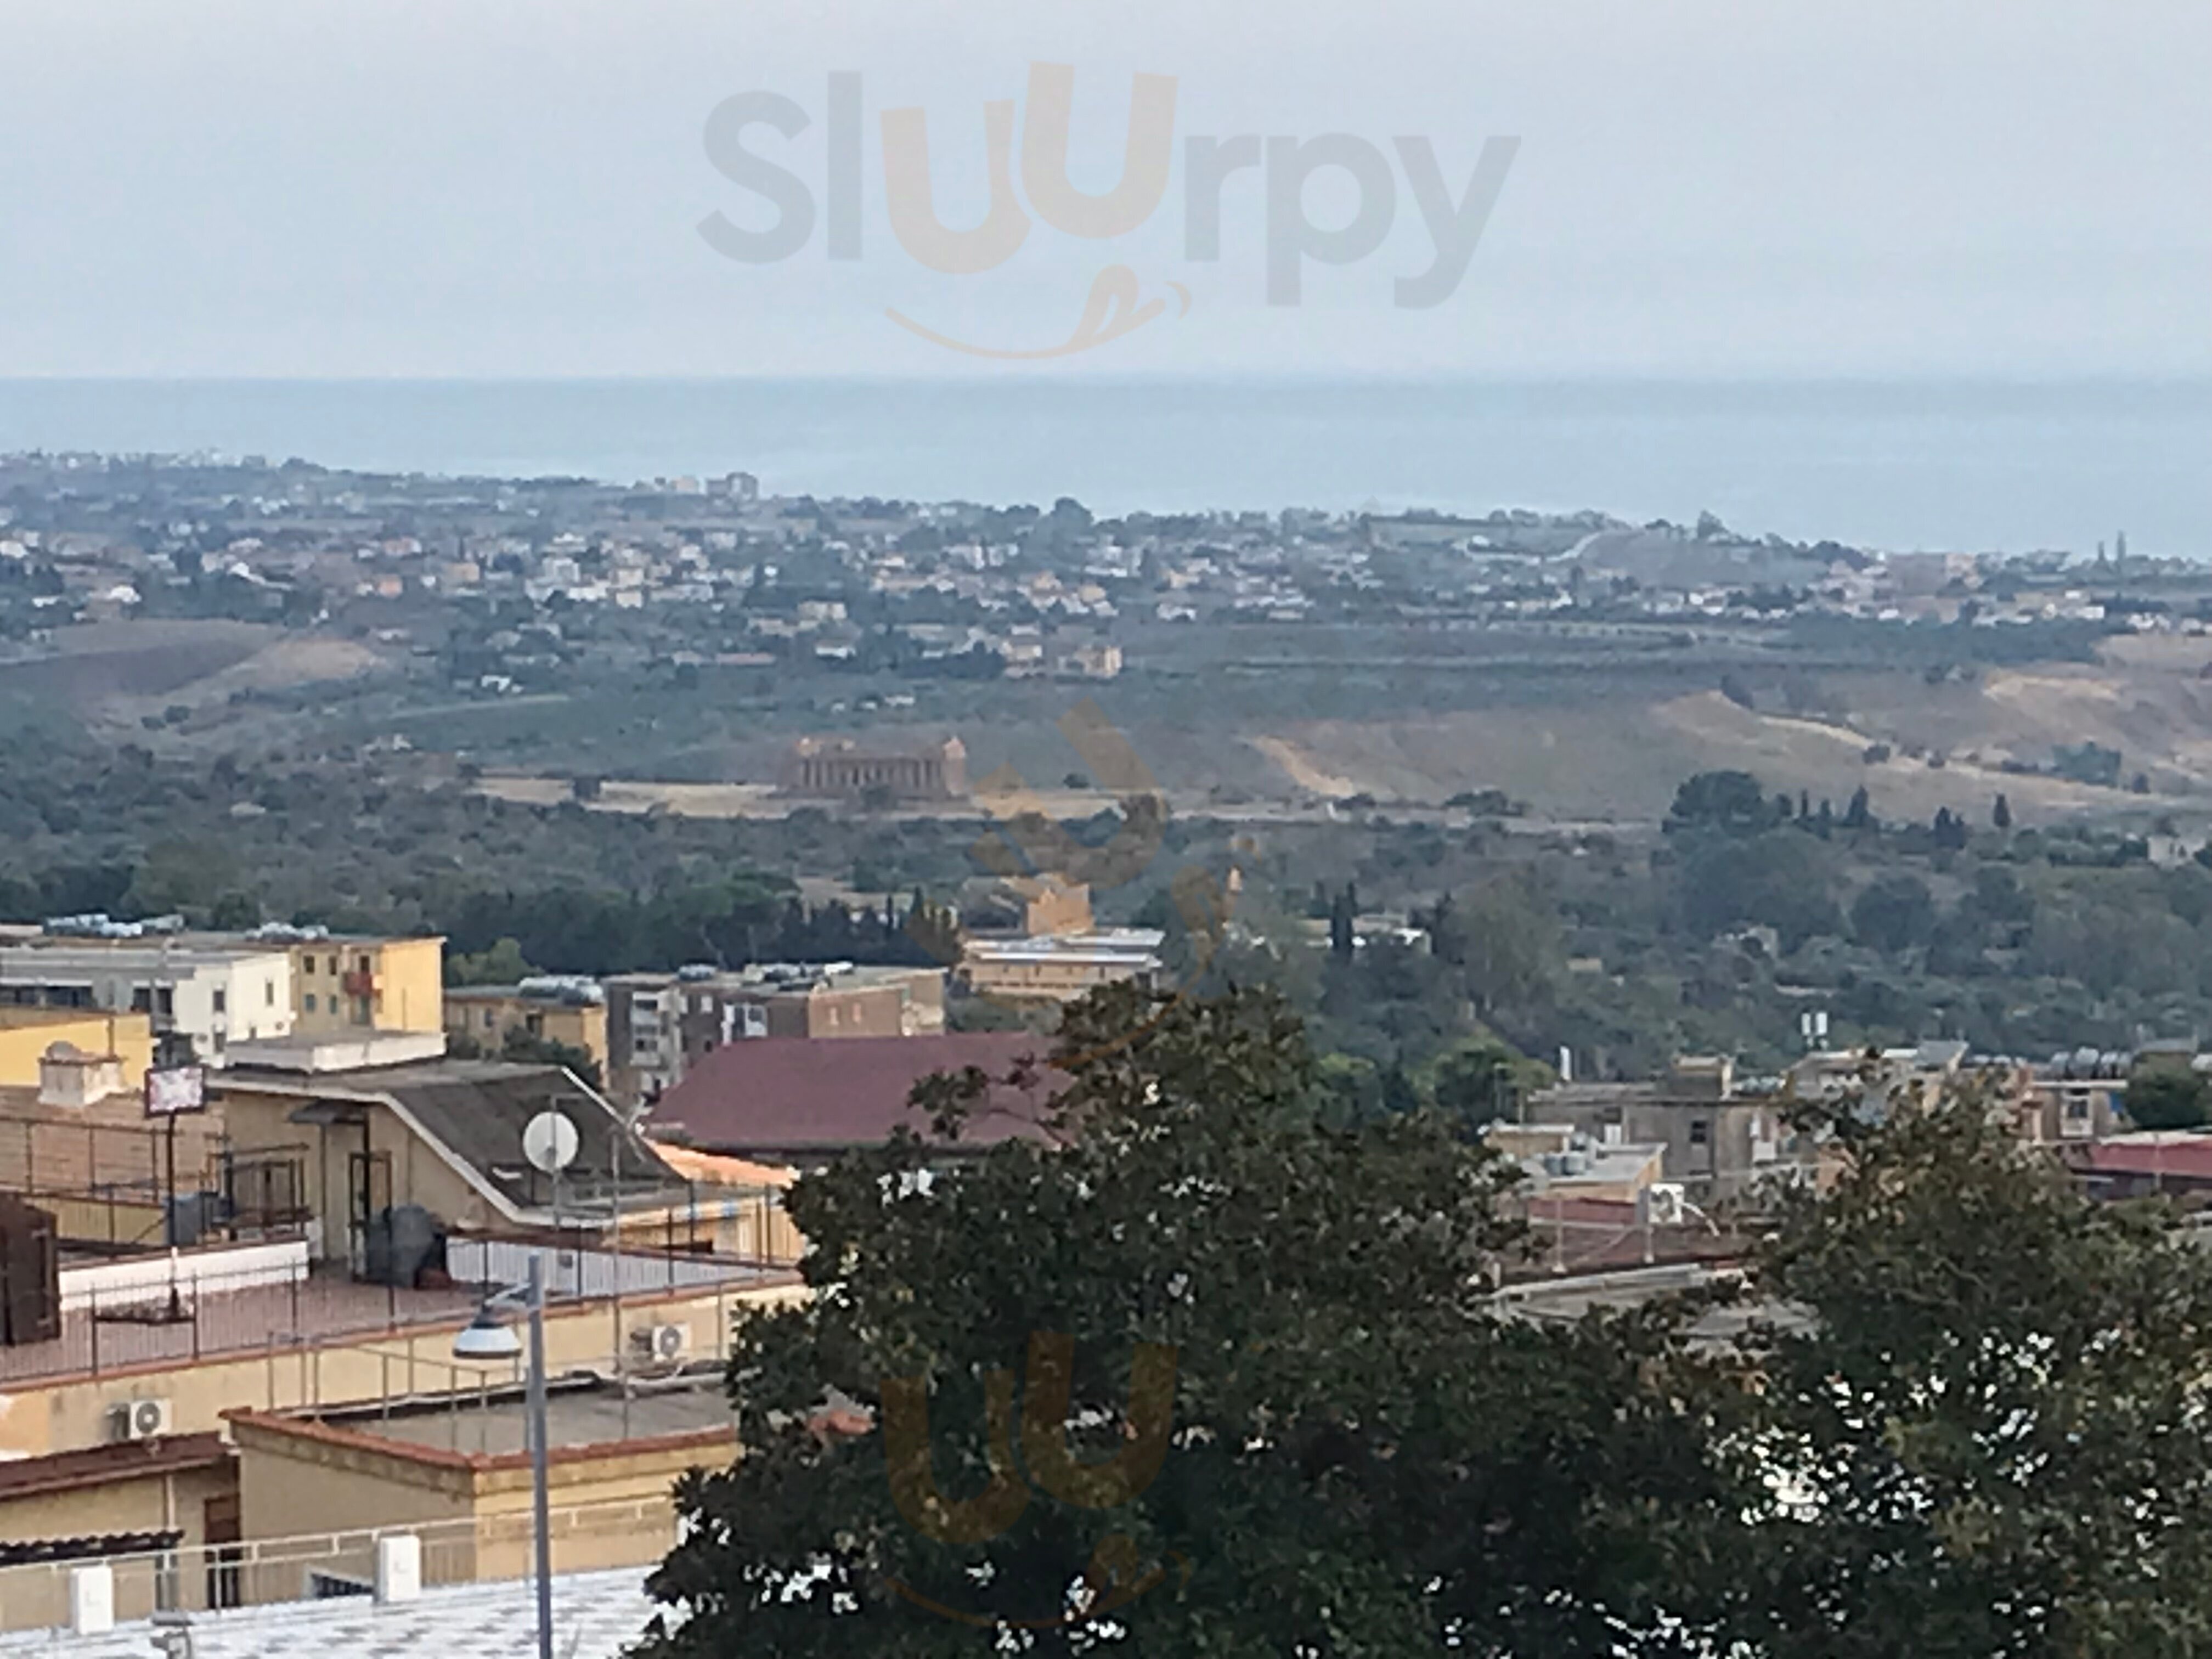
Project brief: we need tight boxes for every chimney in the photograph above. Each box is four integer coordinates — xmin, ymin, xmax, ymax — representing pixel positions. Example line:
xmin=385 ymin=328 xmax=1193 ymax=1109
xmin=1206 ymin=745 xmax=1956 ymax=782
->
xmin=38 ymin=1043 xmax=127 ymax=1110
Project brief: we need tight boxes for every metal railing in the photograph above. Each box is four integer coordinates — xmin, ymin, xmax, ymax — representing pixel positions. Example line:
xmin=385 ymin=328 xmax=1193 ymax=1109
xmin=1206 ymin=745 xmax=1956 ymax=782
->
xmin=0 ymin=1497 xmax=678 ymax=1634
xmin=0 ymin=1249 xmax=778 ymax=1385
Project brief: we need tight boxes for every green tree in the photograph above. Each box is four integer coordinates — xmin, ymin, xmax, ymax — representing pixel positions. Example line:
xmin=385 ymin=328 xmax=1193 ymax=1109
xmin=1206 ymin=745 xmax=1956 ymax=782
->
xmin=1666 ymin=769 xmax=1774 ymax=833
xmin=1681 ymin=830 xmax=1842 ymax=950
xmin=1327 ymin=883 xmax=1356 ymax=960
xmin=1850 ymin=872 xmax=1935 ymax=953
xmin=1991 ymin=791 xmax=2013 ymax=830
xmin=1728 ymin=1088 xmax=2212 ymax=1654
xmin=447 ymin=936 xmax=537 ymax=987
xmin=1310 ymin=1051 xmax=1383 ymax=1126
xmin=639 ymin=985 xmax=1731 ymax=1656
xmin=2125 ymin=1069 xmax=2208 ymax=1130
xmin=1420 ymin=1034 xmax=1538 ymax=1133
xmin=208 ymin=890 xmax=262 ymax=930
xmin=498 ymin=1028 xmax=602 ymax=1087
xmin=1441 ymin=875 xmax=1562 ymax=1015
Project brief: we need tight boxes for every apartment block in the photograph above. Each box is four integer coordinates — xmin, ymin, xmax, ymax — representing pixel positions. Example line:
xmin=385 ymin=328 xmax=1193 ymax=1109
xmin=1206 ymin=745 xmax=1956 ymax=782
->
xmin=443 ymin=977 xmax=608 ymax=1070
xmin=0 ymin=930 xmax=294 ymax=1068
xmin=271 ymin=930 xmax=444 ymax=1037
xmin=605 ymin=963 xmax=946 ymax=1109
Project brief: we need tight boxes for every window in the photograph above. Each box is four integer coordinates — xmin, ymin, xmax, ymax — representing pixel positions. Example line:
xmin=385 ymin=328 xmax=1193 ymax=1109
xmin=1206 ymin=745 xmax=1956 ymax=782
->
xmin=155 ymin=988 xmax=173 ymax=1018
xmin=304 ymin=994 xmax=318 ymax=1014
xmin=204 ymin=1493 xmax=242 ymax=1610
xmin=212 ymin=989 xmax=227 ymax=1015
xmin=1688 ymin=1119 xmax=1711 ymax=1147
xmin=483 ymin=1011 xmax=497 ymax=1030
xmin=266 ymin=980 xmax=276 ymax=1007
xmin=131 ymin=986 xmax=152 ymax=1013
xmin=207 ymin=1548 xmax=243 ymax=1610
xmin=357 ymin=955 xmax=370 ymax=975
xmin=302 ymin=956 xmax=315 ymax=977
xmin=327 ymin=956 xmax=338 ymax=977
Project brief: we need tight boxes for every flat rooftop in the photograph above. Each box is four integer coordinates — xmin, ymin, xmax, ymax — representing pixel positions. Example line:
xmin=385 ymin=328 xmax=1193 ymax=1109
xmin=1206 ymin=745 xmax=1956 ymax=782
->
xmin=317 ymin=1372 xmax=732 ymax=1458
xmin=0 ymin=1566 xmax=653 ymax=1659
xmin=0 ymin=1272 xmax=481 ymax=1385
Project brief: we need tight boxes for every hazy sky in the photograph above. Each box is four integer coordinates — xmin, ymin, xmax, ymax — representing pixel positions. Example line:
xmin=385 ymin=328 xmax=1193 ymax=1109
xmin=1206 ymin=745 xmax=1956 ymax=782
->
xmin=2 ymin=0 xmax=2205 ymax=379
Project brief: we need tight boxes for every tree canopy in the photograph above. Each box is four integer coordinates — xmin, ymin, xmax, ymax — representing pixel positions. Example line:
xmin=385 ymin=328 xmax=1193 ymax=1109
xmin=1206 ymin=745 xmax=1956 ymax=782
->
xmin=640 ymin=988 xmax=2212 ymax=1657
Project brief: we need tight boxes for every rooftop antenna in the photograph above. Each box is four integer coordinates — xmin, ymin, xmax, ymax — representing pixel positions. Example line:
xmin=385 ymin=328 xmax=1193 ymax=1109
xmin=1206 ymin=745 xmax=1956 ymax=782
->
xmin=522 ymin=1109 xmax=578 ymax=1256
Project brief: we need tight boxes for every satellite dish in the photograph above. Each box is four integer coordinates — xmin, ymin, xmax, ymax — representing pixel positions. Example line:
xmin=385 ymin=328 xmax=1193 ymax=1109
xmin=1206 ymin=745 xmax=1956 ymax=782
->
xmin=522 ymin=1111 xmax=579 ymax=1175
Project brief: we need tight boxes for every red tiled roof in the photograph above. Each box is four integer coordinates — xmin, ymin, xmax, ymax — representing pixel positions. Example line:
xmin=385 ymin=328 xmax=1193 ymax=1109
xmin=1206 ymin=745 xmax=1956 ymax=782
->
xmin=0 ymin=1432 xmax=230 ymax=1500
xmin=2067 ymin=1138 xmax=2212 ymax=1181
xmin=645 ymin=1034 xmax=1068 ymax=1159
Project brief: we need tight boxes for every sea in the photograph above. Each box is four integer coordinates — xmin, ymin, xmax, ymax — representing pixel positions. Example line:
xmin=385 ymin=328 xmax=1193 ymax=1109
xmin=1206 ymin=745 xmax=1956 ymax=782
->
xmin=0 ymin=377 xmax=2204 ymax=559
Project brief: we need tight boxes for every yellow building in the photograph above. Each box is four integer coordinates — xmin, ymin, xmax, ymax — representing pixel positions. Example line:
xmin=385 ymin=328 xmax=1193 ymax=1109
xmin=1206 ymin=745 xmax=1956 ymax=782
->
xmin=225 ymin=1374 xmax=733 ymax=1590
xmin=443 ymin=980 xmax=608 ymax=1071
xmin=284 ymin=935 xmax=444 ymax=1037
xmin=0 ymin=1267 xmax=801 ymax=1465
xmin=0 ymin=1276 xmax=807 ymax=1628
xmin=957 ymin=927 xmax=1166 ymax=1005
xmin=0 ymin=1008 xmax=154 ymax=1092
xmin=0 ymin=1435 xmax=238 ymax=1628
xmin=210 ymin=1051 xmax=794 ymax=1268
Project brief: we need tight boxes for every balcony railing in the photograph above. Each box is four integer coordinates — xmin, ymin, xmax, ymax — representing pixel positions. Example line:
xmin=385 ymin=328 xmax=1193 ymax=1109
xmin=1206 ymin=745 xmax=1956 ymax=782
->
xmin=0 ymin=1496 xmax=677 ymax=1635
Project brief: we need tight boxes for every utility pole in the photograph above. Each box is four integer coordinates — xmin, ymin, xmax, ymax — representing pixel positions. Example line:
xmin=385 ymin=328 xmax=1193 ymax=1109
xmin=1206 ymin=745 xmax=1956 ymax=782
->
xmin=611 ymin=1097 xmax=628 ymax=1439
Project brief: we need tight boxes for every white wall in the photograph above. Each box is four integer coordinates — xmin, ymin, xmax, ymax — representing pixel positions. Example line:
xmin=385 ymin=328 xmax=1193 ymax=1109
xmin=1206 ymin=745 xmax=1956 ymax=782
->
xmin=59 ymin=1238 xmax=308 ymax=1310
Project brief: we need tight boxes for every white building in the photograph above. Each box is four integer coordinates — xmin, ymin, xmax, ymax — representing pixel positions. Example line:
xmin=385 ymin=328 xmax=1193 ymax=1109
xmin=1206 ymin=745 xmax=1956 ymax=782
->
xmin=0 ymin=933 xmax=295 ymax=1066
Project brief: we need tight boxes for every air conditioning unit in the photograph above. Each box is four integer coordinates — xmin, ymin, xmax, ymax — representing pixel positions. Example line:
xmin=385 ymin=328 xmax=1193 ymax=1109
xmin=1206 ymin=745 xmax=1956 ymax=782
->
xmin=111 ymin=1398 xmax=172 ymax=1442
xmin=633 ymin=1323 xmax=689 ymax=1363
xmin=1638 ymin=1183 xmax=1688 ymax=1227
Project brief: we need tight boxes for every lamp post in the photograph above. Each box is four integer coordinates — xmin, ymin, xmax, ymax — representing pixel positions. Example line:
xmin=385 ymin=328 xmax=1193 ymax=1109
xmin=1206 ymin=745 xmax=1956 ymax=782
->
xmin=453 ymin=1252 xmax=552 ymax=1659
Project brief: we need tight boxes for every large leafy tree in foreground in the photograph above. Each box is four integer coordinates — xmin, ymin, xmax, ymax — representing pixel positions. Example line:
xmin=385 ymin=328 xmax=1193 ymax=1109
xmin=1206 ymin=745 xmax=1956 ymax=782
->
xmin=1722 ymin=1091 xmax=2212 ymax=1657
xmin=641 ymin=987 xmax=2212 ymax=1656
xmin=640 ymin=984 xmax=1736 ymax=1656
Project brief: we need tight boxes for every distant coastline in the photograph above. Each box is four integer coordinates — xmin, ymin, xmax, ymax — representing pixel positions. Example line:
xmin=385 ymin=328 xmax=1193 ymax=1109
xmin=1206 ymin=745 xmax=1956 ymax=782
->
xmin=0 ymin=376 xmax=2203 ymax=557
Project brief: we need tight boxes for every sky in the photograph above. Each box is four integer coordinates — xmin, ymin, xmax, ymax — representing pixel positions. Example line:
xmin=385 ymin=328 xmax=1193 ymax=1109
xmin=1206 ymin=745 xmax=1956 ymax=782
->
xmin=0 ymin=0 xmax=2206 ymax=380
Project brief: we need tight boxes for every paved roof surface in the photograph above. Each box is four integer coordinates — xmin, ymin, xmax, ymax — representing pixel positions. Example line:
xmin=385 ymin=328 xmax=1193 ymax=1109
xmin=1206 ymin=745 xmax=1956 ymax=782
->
xmin=647 ymin=1032 xmax=1066 ymax=1158
xmin=0 ymin=1567 xmax=658 ymax=1658
xmin=0 ymin=1274 xmax=479 ymax=1386
xmin=317 ymin=1376 xmax=733 ymax=1459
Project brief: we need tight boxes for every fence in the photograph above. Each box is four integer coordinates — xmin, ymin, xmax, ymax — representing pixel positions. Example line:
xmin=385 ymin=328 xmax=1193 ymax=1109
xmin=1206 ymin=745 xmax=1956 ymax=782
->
xmin=0 ymin=1114 xmax=307 ymax=1249
xmin=0 ymin=1259 xmax=469 ymax=1384
xmin=0 ymin=1248 xmax=778 ymax=1387
xmin=59 ymin=1238 xmax=307 ymax=1310
xmin=0 ymin=1497 xmax=677 ymax=1634
xmin=450 ymin=1235 xmax=751 ymax=1299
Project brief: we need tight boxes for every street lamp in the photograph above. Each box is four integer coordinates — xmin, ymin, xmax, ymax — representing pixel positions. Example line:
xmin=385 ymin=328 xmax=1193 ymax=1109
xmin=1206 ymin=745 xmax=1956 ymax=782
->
xmin=453 ymin=1252 xmax=552 ymax=1659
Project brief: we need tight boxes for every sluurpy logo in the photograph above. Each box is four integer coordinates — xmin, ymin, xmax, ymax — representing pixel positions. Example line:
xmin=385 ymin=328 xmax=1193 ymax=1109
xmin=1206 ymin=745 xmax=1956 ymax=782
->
xmin=699 ymin=64 xmax=1520 ymax=358
xmin=882 ymin=1333 xmax=1187 ymax=1628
